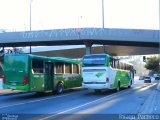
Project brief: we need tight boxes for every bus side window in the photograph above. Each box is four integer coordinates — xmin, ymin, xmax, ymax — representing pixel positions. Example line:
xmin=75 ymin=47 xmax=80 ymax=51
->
xmin=110 ymin=58 xmax=113 ymax=68
xmin=115 ymin=60 xmax=120 ymax=69
xmin=120 ymin=62 xmax=123 ymax=70
xmin=124 ymin=63 xmax=126 ymax=70
xmin=55 ymin=62 xmax=64 ymax=74
xmin=127 ymin=65 xmax=130 ymax=70
xmin=79 ymin=64 xmax=81 ymax=74
xmin=122 ymin=63 xmax=125 ymax=70
xmin=117 ymin=61 xmax=119 ymax=69
xmin=73 ymin=64 xmax=79 ymax=74
xmin=32 ymin=59 xmax=44 ymax=73
xmin=65 ymin=63 xmax=72 ymax=74
xmin=126 ymin=64 xmax=128 ymax=70
xmin=113 ymin=59 xmax=116 ymax=68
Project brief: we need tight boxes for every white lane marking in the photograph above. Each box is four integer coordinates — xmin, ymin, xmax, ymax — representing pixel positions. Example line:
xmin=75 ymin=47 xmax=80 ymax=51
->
xmin=0 ymin=91 xmax=83 ymax=109
xmin=40 ymin=83 xmax=157 ymax=120
xmin=39 ymin=90 xmax=130 ymax=120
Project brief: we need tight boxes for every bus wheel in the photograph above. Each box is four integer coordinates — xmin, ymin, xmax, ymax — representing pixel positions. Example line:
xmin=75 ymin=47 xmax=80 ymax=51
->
xmin=128 ymin=80 xmax=132 ymax=88
xmin=116 ymin=82 xmax=120 ymax=92
xmin=56 ymin=83 xmax=64 ymax=94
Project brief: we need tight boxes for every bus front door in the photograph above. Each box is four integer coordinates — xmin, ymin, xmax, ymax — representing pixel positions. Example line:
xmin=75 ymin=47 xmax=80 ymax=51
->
xmin=45 ymin=62 xmax=54 ymax=91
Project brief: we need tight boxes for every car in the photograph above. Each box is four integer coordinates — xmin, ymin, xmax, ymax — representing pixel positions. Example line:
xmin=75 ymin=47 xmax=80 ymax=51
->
xmin=144 ymin=76 xmax=151 ymax=83
xmin=155 ymin=76 xmax=160 ymax=80
xmin=139 ymin=76 xmax=145 ymax=80
xmin=153 ymin=74 xmax=160 ymax=80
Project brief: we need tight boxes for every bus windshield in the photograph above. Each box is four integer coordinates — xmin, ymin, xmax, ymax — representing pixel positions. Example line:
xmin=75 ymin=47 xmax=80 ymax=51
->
xmin=83 ymin=55 xmax=106 ymax=65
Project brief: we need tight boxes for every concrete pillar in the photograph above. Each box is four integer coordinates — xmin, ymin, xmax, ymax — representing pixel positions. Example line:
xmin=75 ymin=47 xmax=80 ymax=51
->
xmin=86 ymin=46 xmax=91 ymax=55
xmin=29 ymin=46 xmax=32 ymax=54
xmin=84 ymin=41 xmax=92 ymax=55
xmin=103 ymin=45 xmax=106 ymax=53
xmin=2 ymin=47 xmax=4 ymax=55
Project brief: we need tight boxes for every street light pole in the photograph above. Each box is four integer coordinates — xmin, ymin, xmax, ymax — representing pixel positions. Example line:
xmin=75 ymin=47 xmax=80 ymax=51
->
xmin=102 ymin=0 xmax=105 ymax=28
xmin=102 ymin=0 xmax=106 ymax=53
xmin=29 ymin=0 xmax=32 ymax=54
xmin=78 ymin=16 xmax=82 ymax=28
xmin=29 ymin=0 xmax=32 ymax=31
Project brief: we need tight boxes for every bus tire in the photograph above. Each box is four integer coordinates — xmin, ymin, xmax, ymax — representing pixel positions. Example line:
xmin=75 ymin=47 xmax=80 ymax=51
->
xmin=116 ymin=82 xmax=120 ymax=92
xmin=128 ymin=80 xmax=132 ymax=88
xmin=56 ymin=83 xmax=64 ymax=94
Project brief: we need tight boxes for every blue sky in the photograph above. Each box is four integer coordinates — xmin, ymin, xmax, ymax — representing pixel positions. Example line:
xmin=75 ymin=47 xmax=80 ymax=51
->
xmin=0 ymin=0 xmax=159 ymax=31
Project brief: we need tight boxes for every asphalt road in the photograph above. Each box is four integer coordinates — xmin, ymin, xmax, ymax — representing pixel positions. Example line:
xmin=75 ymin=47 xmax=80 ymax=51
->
xmin=0 ymin=79 xmax=159 ymax=120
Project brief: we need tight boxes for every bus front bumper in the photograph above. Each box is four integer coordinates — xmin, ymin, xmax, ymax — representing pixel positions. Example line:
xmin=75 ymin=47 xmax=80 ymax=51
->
xmin=82 ymin=82 xmax=110 ymax=90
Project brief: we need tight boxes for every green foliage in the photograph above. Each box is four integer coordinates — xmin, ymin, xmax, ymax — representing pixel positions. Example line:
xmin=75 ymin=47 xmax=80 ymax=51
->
xmin=145 ymin=56 xmax=160 ymax=73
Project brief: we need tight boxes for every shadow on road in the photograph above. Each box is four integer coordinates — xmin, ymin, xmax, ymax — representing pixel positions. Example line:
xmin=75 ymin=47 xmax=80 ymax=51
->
xmin=0 ymin=85 xmax=137 ymax=101
xmin=83 ymin=87 xmax=129 ymax=97
xmin=0 ymin=88 xmax=86 ymax=100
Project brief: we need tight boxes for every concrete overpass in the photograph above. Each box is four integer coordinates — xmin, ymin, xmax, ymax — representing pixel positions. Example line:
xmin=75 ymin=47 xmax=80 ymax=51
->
xmin=0 ymin=28 xmax=159 ymax=55
xmin=32 ymin=45 xmax=159 ymax=58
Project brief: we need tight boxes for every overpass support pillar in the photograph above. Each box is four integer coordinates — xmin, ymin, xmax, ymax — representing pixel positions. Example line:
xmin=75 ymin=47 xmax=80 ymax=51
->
xmin=30 ymin=46 xmax=32 ymax=54
xmin=84 ymin=41 xmax=92 ymax=55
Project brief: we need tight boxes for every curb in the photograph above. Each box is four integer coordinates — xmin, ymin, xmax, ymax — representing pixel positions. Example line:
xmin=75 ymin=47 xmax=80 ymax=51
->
xmin=138 ymin=83 xmax=159 ymax=114
xmin=156 ymin=82 xmax=160 ymax=91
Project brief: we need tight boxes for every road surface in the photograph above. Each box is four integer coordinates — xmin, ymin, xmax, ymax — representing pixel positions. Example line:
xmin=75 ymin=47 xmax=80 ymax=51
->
xmin=0 ymin=78 xmax=160 ymax=120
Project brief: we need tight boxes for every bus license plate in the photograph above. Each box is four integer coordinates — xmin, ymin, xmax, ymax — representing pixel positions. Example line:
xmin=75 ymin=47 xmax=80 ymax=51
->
xmin=12 ymin=83 xmax=16 ymax=85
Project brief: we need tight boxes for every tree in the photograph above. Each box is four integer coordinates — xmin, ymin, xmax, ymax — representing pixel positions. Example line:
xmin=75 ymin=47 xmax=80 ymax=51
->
xmin=0 ymin=47 xmax=24 ymax=55
xmin=145 ymin=56 xmax=160 ymax=73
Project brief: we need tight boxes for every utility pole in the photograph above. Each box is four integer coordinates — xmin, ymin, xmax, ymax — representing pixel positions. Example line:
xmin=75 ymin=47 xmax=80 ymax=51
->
xmin=29 ymin=0 xmax=32 ymax=31
xmin=102 ymin=0 xmax=106 ymax=53
xmin=29 ymin=0 xmax=32 ymax=54
xmin=102 ymin=0 xmax=105 ymax=28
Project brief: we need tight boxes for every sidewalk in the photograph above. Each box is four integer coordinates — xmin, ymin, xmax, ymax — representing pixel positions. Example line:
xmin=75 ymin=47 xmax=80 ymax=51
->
xmin=138 ymin=81 xmax=160 ymax=114
xmin=156 ymin=81 xmax=160 ymax=91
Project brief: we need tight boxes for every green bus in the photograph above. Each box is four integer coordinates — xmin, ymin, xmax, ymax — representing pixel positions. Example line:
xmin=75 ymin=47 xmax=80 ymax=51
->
xmin=0 ymin=62 xmax=3 ymax=77
xmin=82 ymin=54 xmax=134 ymax=92
xmin=2 ymin=54 xmax=82 ymax=94
xmin=0 ymin=57 xmax=3 ymax=77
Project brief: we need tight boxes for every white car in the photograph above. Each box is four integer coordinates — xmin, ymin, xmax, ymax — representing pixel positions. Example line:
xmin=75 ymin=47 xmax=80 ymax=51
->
xmin=139 ymin=76 xmax=145 ymax=80
xmin=144 ymin=76 xmax=151 ymax=83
